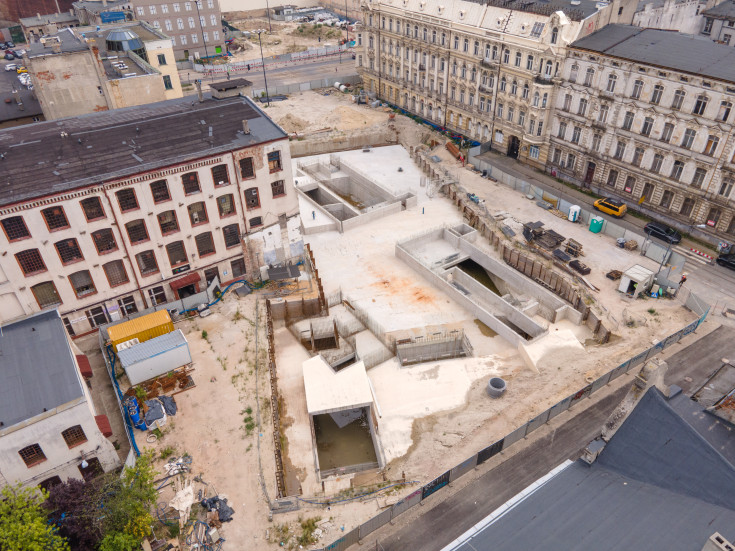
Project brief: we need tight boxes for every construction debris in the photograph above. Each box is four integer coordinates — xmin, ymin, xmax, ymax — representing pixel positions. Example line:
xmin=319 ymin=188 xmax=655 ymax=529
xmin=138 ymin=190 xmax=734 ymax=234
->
xmin=201 ymin=496 xmax=235 ymax=523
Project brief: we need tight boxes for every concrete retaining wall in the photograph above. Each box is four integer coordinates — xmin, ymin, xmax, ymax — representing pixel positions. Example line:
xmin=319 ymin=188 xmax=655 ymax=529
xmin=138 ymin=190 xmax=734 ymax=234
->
xmin=342 ymin=201 xmax=402 ymax=232
xmin=289 ymin=129 xmax=397 ymax=158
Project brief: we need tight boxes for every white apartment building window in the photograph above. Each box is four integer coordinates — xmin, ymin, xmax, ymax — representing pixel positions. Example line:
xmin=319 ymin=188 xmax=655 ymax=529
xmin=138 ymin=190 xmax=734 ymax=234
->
xmin=598 ymin=104 xmax=609 ymax=123
xmin=672 ymin=89 xmax=685 ymax=110
xmin=470 ymin=67 xmax=476 ymax=82
xmin=213 ymin=30 xmax=219 ymax=40
xmin=529 ymin=145 xmax=540 ymax=159
xmin=519 ymin=111 xmax=525 ymax=126
xmin=571 ymin=126 xmax=581 ymax=143
xmin=173 ymin=2 xmax=180 ymax=11
xmin=693 ymin=94 xmax=709 ymax=116
xmin=511 ymin=80 xmax=517 ymax=95
xmin=485 ymin=44 xmax=491 ymax=59
xmin=460 ymin=91 xmax=465 ymax=104
xmin=460 ymin=65 xmax=466 ymax=78
xmin=529 ymin=119 xmax=535 ymax=134
xmin=188 ymin=17 xmax=195 ymax=28
xmin=614 ymin=140 xmax=626 ymax=159
xmin=192 ymin=33 xmax=199 ymax=43
xmin=137 ymin=6 xmax=145 ymax=15
xmin=569 ymin=64 xmax=578 ymax=82
xmin=165 ymin=19 xmax=172 ymax=31
xmin=208 ymin=0 xmax=213 ymax=7
xmin=479 ymin=97 xmax=485 ymax=111
xmin=450 ymin=87 xmax=455 ymax=100
xmin=210 ymin=14 xmax=217 ymax=26
xmin=720 ymin=179 xmax=734 ymax=197
xmin=526 ymin=55 xmax=534 ymax=71
xmin=542 ymin=93 xmax=548 ymax=108
xmin=177 ymin=18 xmax=184 ymax=29
xmin=203 ymin=31 xmax=209 ymax=42
xmin=551 ymin=27 xmax=558 ymax=44
xmin=606 ymin=74 xmax=617 ymax=93
xmin=503 ymin=49 xmax=510 ymax=63
xmin=162 ymin=4 xmax=169 ymax=13
xmin=474 ymin=41 xmax=479 ymax=55
xmin=522 ymin=84 xmax=529 ymax=99
xmin=691 ymin=168 xmax=707 ymax=188
xmin=566 ymin=153 xmax=575 ymax=170
xmin=553 ymin=148 xmax=561 ymax=164
xmin=171 ymin=36 xmax=176 ymax=45
xmin=651 ymin=153 xmax=663 ymax=173
xmin=584 ymin=67 xmax=594 ymax=86
xmin=469 ymin=94 xmax=474 ymax=106
xmin=492 ymin=45 xmax=498 ymax=59
xmin=185 ymin=2 xmax=192 ymax=10
xmin=632 ymin=147 xmax=644 ymax=166
xmin=500 ymin=77 xmax=506 ymax=92
xmin=704 ymin=134 xmax=720 ymax=156
xmin=660 ymin=190 xmax=674 ymax=209
xmin=441 ymin=33 xmax=446 ymax=46
xmin=703 ymin=17 xmax=714 ymax=34
xmin=563 ymin=94 xmax=572 ymax=111
xmin=463 ymin=38 xmax=469 ymax=52
xmin=200 ymin=15 xmax=206 ymax=26
xmin=180 ymin=34 xmax=187 ymax=44
xmin=661 ymin=122 xmax=674 ymax=142
xmin=592 ymin=133 xmax=601 ymax=151
xmin=631 ymin=79 xmax=643 ymax=99
xmin=558 ymin=122 xmax=567 ymax=139
xmin=681 ymin=128 xmax=696 ymax=149
xmin=671 ymin=160 xmax=685 ymax=181
xmin=641 ymin=117 xmax=654 ymax=136
xmin=150 ymin=5 xmax=157 ymax=14
xmin=533 ymin=91 xmax=539 ymax=107
xmin=536 ymin=121 xmax=543 ymax=136
xmin=651 ymin=84 xmax=664 ymax=105
xmin=153 ymin=20 xmax=161 ymax=28
xmin=497 ymin=103 xmax=503 ymax=118
xmin=578 ymin=98 xmax=588 ymax=116
xmin=515 ymin=51 xmax=521 ymax=67
xmin=719 ymin=101 xmax=732 ymax=122
xmin=507 ymin=106 xmax=514 ymax=121
xmin=607 ymin=170 xmax=618 ymax=187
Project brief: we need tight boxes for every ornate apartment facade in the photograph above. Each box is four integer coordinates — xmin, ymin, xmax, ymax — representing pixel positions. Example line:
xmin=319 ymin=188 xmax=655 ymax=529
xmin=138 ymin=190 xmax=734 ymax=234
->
xmin=550 ymin=25 xmax=735 ymax=238
xmin=357 ymin=0 xmax=637 ymax=168
xmin=0 ymin=92 xmax=299 ymax=336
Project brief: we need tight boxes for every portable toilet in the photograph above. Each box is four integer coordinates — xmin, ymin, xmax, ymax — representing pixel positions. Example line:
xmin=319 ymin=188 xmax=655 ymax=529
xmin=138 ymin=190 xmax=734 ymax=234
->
xmin=568 ymin=205 xmax=581 ymax=222
xmin=589 ymin=216 xmax=603 ymax=234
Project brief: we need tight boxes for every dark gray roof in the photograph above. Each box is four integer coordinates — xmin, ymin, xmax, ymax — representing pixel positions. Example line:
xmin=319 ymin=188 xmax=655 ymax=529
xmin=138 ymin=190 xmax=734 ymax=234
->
xmin=210 ymin=78 xmax=253 ymax=91
xmin=570 ymin=24 xmax=735 ymax=83
xmin=20 ymin=12 xmax=79 ymax=26
xmin=0 ymin=88 xmax=43 ymax=122
xmin=702 ymin=0 xmax=735 ymax=19
xmin=0 ymin=94 xmax=287 ymax=208
xmin=668 ymin=391 xmax=735 ymax=465
xmin=0 ymin=310 xmax=84 ymax=429
xmin=72 ymin=0 xmax=130 ymax=14
xmin=450 ymin=388 xmax=735 ymax=551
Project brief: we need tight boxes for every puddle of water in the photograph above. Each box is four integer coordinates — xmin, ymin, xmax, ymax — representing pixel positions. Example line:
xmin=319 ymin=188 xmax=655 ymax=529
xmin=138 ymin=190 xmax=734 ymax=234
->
xmin=474 ymin=319 xmax=498 ymax=338
xmin=458 ymin=259 xmax=501 ymax=295
xmin=334 ymin=191 xmax=365 ymax=210
xmin=314 ymin=408 xmax=377 ymax=470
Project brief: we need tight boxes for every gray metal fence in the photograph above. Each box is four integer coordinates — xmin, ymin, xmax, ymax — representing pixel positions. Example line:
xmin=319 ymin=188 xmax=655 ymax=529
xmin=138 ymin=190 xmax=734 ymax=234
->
xmin=315 ymin=304 xmax=709 ymax=551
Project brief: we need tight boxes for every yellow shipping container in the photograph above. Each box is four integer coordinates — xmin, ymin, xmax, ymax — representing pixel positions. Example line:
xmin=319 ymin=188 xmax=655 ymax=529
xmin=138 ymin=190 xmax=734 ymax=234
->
xmin=108 ymin=310 xmax=175 ymax=351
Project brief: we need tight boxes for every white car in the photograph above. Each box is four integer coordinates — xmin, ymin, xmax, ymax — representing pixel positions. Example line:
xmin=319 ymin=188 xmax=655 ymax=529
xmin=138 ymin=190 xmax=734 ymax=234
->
xmin=4 ymin=63 xmax=16 ymax=71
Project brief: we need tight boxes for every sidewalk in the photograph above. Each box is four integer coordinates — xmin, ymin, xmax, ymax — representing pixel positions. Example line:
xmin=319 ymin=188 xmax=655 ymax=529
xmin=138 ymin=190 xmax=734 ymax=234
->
xmin=473 ymin=148 xmax=715 ymax=255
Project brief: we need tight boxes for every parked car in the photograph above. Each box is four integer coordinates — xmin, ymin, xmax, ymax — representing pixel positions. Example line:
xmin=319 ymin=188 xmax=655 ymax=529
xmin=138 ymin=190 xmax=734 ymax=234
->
xmin=593 ymin=197 xmax=627 ymax=218
xmin=0 ymin=43 xmax=7 ymax=50
xmin=12 ymin=50 xmax=22 ymax=59
xmin=5 ymin=41 xmax=15 ymax=48
xmin=15 ymin=66 xmax=26 ymax=73
xmin=716 ymin=254 xmax=735 ymax=270
xmin=4 ymin=63 xmax=16 ymax=71
xmin=644 ymin=221 xmax=682 ymax=244
xmin=4 ymin=53 xmax=13 ymax=60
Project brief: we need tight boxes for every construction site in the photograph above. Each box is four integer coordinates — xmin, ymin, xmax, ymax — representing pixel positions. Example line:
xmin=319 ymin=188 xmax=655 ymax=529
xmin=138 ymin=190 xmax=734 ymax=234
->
xmin=76 ymin=91 xmax=708 ymax=549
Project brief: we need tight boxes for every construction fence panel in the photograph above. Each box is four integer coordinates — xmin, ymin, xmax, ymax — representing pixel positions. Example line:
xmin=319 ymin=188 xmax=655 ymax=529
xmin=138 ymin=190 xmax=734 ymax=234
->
xmin=322 ymin=527 xmax=359 ymax=551
xmin=547 ymin=395 xmax=573 ymax=422
xmin=608 ymin=360 xmax=630 ymax=382
xmin=391 ymin=488 xmax=423 ymax=518
xmin=502 ymin=424 xmax=528 ymax=450
xmin=477 ymin=439 xmax=504 ymax=465
xmin=449 ymin=454 xmax=478 ymax=483
xmin=601 ymin=218 xmax=626 ymax=239
xmin=525 ymin=409 xmax=551 ymax=435
xmin=590 ymin=372 xmax=612 ymax=394
xmin=686 ymin=291 xmax=710 ymax=318
xmin=569 ymin=384 xmax=593 ymax=408
xmin=628 ymin=347 xmax=651 ymax=370
xmin=358 ymin=508 xmax=393 ymax=540
xmin=421 ymin=470 xmax=451 ymax=500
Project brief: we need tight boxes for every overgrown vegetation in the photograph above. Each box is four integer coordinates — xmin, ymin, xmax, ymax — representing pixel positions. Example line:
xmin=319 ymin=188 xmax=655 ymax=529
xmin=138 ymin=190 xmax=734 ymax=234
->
xmin=44 ymin=451 xmax=158 ymax=550
xmin=201 ymin=329 xmax=209 ymax=341
xmin=297 ymin=516 xmax=322 ymax=546
xmin=0 ymin=484 xmax=69 ymax=551
xmin=294 ymin=22 xmax=342 ymax=39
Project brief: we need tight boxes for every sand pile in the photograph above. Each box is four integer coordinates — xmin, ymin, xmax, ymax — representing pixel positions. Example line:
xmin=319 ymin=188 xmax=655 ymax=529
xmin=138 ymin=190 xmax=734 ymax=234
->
xmin=277 ymin=113 xmax=309 ymax=133
xmin=325 ymin=105 xmax=387 ymax=131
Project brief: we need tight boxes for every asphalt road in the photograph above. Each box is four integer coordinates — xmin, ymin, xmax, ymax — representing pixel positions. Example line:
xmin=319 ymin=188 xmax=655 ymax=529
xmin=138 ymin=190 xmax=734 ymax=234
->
xmin=367 ymin=384 xmax=631 ymax=551
xmin=179 ymin=56 xmax=358 ymax=89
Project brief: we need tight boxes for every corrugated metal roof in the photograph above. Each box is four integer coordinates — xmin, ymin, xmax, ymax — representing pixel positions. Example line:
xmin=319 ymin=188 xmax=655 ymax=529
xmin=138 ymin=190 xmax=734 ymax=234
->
xmin=570 ymin=24 xmax=735 ymax=83
xmin=118 ymin=329 xmax=188 ymax=367
xmin=0 ymin=310 xmax=84 ymax=428
xmin=107 ymin=310 xmax=172 ymax=346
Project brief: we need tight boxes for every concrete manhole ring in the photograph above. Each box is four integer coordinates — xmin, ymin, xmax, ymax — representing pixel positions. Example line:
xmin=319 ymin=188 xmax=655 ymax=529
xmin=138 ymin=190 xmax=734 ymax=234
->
xmin=487 ymin=377 xmax=507 ymax=398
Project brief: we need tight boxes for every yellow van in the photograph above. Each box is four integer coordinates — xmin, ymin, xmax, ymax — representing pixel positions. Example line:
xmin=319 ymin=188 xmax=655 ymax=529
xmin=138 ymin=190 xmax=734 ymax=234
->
xmin=593 ymin=197 xmax=627 ymax=218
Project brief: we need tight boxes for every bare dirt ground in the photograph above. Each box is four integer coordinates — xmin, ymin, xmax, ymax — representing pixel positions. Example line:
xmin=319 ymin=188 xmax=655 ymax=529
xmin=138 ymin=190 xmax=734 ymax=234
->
xmin=223 ymin=14 xmax=347 ymax=60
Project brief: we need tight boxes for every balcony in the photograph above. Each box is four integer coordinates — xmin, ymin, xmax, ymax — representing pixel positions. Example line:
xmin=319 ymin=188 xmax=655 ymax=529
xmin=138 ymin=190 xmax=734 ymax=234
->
xmin=600 ymin=90 xmax=615 ymax=100
xmin=481 ymin=58 xmax=498 ymax=69
xmin=534 ymin=74 xmax=554 ymax=86
xmin=479 ymin=84 xmax=493 ymax=94
xmin=418 ymin=63 xmax=426 ymax=72
xmin=591 ymin=120 xmax=607 ymax=130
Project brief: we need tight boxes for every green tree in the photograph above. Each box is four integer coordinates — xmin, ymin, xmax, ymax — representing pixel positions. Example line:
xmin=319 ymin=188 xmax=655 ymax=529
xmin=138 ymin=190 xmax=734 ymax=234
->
xmin=0 ymin=484 xmax=69 ymax=551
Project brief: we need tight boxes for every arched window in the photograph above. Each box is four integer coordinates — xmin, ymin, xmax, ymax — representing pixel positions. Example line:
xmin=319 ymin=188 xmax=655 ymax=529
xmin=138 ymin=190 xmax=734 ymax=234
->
xmin=500 ymin=76 xmax=507 ymax=92
xmin=522 ymin=83 xmax=529 ymax=99
xmin=492 ymin=45 xmax=498 ymax=59
xmin=607 ymin=74 xmax=617 ymax=93
xmin=542 ymin=93 xmax=548 ymax=108
xmin=551 ymin=27 xmax=558 ymax=44
xmin=569 ymin=64 xmax=579 ymax=83
xmin=584 ymin=67 xmax=595 ymax=86
xmin=533 ymin=91 xmax=540 ymax=107
xmin=470 ymin=67 xmax=476 ymax=82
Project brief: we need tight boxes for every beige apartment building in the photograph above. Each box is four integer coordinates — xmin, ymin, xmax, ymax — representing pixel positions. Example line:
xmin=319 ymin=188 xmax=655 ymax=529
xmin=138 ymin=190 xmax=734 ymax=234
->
xmin=357 ymin=0 xmax=636 ymax=168
xmin=131 ymin=0 xmax=226 ymax=59
xmin=549 ymin=25 xmax=735 ymax=239
xmin=27 ymin=22 xmax=183 ymax=120
xmin=0 ymin=90 xmax=299 ymax=336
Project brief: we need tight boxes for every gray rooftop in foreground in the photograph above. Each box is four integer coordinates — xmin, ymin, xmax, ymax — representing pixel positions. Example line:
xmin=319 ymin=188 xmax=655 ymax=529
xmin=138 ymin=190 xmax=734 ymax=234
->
xmin=702 ymin=0 xmax=735 ymax=19
xmin=0 ymin=94 xmax=286 ymax=208
xmin=209 ymin=78 xmax=253 ymax=91
xmin=570 ymin=24 xmax=735 ymax=83
xmin=0 ymin=310 xmax=83 ymax=429
xmin=451 ymin=388 xmax=735 ymax=551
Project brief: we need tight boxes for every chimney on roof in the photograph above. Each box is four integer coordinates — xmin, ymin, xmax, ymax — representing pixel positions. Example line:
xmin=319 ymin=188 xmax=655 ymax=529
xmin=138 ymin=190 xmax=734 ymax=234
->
xmin=195 ymin=79 xmax=203 ymax=103
xmin=37 ymin=12 xmax=42 ymax=19
xmin=242 ymin=120 xmax=250 ymax=134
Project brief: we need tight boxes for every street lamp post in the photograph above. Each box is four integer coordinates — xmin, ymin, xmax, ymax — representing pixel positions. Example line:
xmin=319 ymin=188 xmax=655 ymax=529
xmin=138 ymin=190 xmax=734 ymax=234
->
xmin=194 ymin=0 xmax=210 ymax=64
xmin=265 ymin=0 xmax=272 ymax=34
xmin=345 ymin=0 xmax=349 ymax=44
xmin=256 ymin=29 xmax=270 ymax=107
